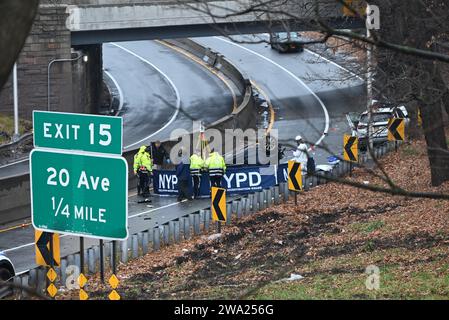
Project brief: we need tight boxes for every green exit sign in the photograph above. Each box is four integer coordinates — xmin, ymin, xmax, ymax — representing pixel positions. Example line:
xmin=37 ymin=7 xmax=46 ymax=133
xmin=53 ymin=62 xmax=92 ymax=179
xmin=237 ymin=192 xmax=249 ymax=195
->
xmin=33 ymin=111 xmax=123 ymax=155
xmin=30 ymin=149 xmax=128 ymax=240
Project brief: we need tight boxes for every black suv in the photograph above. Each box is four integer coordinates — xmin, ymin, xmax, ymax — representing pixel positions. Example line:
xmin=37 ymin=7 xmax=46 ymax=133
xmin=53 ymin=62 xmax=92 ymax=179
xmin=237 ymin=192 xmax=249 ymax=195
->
xmin=270 ymin=32 xmax=304 ymax=53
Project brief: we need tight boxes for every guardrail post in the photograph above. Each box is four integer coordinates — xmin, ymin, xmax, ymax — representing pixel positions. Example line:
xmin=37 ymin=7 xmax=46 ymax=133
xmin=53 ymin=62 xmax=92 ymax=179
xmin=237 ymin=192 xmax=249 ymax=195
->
xmin=169 ymin=220 xmax=176 ymax=243
xmin=120 ymin=240 xmax=128 ymax=263
xmin=153 ymin=227 xmax=161 ymax=251
xmin=247 ymin=194 xmax=253 ymax=212
xmin=75 ymin=253 xmax=81 ymax=274
xmin=142 ymin=231 xmax=149 ymax=254
xmin=88 ymin=248 xmax=95 ymax=274
xmin=303 ymin=176 xmax=309 ymax=191
xmin=59 ymin=258 xmax=67 ymax=287
xmin=258 ymin=190 xmax=265 ymax=210
xmin=226 ymin=204 xmax=232 ymax=225
xmin=245 ymin=197 xmax=251 ymax=215
xmin=189 ymin=214 xmax=194 ymax=230
xmin=193 ymin=213 xmax=201 ymax=235
xmin=13 ymin=276 xmax=22 ymax=297
xmin=338 ymin=163 xmax=344 ymax=177
xmin=21 ymin=274 xmax=30 ymax=298
xmin=236 ymin=200 xmax=243 ymax=218
xmin=174 ymin=220 xmax=181 ymax=242
xmin=381 ymin=144 xmax=386 ymax=156
xmin=274 ymin=186 xmax=280 ymax=204
xmin=163 ymin=224 xmax=170 ymax=245
xmin=28 ymin=268 xmax=37 ymax=290
xmin=183 ymin=216 xmax=191 ymax=240
xmin=343 ymin=162 xmax=349 ymax=175
xmin=265 ymin=189 xmax=271 ymax=207
xmin=282 ymin=183 xmax=289 ymax=202
xmin=204 ymin=210 xmax=211 ymax=231
xmin=137 ymin=232 xmax=143 ymax=256
xmin=132 ymin=234 xmax=139 ymax=259
xmin=199 ymin=210 xmax=205 ymax=231
xmin=232 ymin=200 xmax=238 ymax=217
xmin=36 ymin=267 xmax=46 ymax=294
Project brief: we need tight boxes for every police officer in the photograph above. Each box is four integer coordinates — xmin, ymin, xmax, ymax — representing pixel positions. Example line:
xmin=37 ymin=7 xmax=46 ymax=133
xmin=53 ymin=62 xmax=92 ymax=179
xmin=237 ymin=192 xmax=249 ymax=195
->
xmin=176 ymin=147 xmax=191 ymax=201
xmin=205 ymin=149 xmax=226 ymax=188
xmin=133 ymin=145 xmax=153 ymax=197
xmin=190 ymin=151 xmax=205 ymax=199
xmin=292 ymin=135 xmax=309 ymax=173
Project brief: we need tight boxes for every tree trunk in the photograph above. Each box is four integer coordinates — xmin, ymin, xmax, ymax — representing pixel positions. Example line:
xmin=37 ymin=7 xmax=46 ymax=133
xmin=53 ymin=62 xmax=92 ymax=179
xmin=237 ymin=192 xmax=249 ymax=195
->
xmin=373 ymin=0 xmax=449 ymax=186
xmin=419 ymin=64 xmax=449 ymax=186
xmin=0 ymin=0 xmax=40 ymax=89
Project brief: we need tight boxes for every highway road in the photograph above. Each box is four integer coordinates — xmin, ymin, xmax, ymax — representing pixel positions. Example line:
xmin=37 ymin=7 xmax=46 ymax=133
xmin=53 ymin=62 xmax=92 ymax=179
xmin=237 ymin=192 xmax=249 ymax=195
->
xmin=196 ymin=35 xmax=365 ymax=165
xmin=0 ymin=40 xmax=236 ymax=179
xmin=0 ymin=36 xmax=365 ymax=274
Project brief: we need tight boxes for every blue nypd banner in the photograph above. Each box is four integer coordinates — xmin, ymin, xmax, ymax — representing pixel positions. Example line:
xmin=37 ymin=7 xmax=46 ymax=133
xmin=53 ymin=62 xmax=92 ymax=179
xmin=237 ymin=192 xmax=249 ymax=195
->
xmin=153 ymin=163 xmax=289 ymax=197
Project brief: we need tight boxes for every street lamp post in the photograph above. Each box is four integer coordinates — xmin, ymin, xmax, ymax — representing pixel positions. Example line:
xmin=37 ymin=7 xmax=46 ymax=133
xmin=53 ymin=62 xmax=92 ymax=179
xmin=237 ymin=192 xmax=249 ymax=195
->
xmin=13 ymin=63 xmax=19 ymax=141
xmin=47 ymin=53 xmax=88 ymax=111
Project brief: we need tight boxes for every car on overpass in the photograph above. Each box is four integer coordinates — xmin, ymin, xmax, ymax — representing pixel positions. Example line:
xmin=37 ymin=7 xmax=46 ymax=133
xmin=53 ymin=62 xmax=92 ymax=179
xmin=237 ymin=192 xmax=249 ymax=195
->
xmin=0 ymin=253 xmax=15 ymax=298
xmin=346 ymin=101 xmax=409 ymax=150
xmin=270 ymin=32 xmax=304 ymax=53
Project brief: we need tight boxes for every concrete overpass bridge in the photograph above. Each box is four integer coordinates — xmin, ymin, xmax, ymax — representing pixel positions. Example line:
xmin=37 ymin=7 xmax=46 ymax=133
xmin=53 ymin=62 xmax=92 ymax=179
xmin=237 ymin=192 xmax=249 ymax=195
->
xmin=64 ymin=0 xmax=363 ymax=45
xmin=0 ymin=0 xmax=363 ymax=123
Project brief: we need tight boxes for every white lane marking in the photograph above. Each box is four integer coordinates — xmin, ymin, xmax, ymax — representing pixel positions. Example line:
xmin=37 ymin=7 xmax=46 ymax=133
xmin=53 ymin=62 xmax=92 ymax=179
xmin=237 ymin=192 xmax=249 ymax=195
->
xmin=129 ymin=201 xmax=182 ymax=219
xmin=2 ymin=234 xmax=68 ymax=253
xmin=104 ymin=69 xmax=124 ymax=112
xmin=304 ymin=48 xmax=365 ymax=82
xmin=214 ymin=37 xmax=330 ymax=147
xmin=2 ymin=201 xmax=183 ymax=253
xmin=110 ymin=43 xmax=182 ymax=150
xmin=0 ymin=158 xmax=28 ymax=169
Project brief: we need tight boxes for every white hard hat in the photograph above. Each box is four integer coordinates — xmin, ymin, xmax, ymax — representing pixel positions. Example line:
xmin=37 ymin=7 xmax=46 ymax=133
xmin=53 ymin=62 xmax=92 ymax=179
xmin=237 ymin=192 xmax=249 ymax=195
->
xmin=295 ymin=135 xmax=303 ymax=141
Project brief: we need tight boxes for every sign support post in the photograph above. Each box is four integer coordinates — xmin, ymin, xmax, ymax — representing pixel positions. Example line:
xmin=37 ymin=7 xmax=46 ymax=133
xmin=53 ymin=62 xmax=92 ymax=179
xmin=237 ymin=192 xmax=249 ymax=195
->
xmin=112 ymin=241 xmax=117 ymax=275
xmin=48 ymin=232 xmax=55 ymax=299
xmin=99 ymin=239 xmax=105 ymax=283
xmin=79 ymin=237 xmax=84 ymax=274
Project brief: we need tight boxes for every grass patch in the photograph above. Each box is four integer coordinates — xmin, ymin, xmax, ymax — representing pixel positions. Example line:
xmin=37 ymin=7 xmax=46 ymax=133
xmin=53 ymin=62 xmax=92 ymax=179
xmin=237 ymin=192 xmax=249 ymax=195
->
xmin=250 ymin=247 xmax=449 ymax=300
xmin=0 ymin=113 xmax=32 ymax=144
xmin=350 ymin=220 xmax=385 ymax=234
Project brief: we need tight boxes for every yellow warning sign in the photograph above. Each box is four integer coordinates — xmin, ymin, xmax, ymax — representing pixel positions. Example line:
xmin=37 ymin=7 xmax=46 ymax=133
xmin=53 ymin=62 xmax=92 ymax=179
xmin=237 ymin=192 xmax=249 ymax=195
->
xmin=287 ymin=161 xmax=302 ymax=192
xmin=79 ymin=288 xmax=89 ymax=300
xmin=47 ymin=268 xmax=57 ymax=283
xmin=388 ymin=118 xmax=405 ymax=141
xmin=47 ymin=283 xmax=57 ymax=298
xmin=211 ymin=187 xmax=226 ymax=222
xmin=35 ymin=231 xmax=60 ymax=267
xmin=343 ymin=135 xmax=359 ymax=163
xmin=78 ymin=273 xmax=88 ymax=288
xmin=109 ymin=274 xmax=120 ymax=289
xmin=109 ymin=290 xmax=121 ymax=300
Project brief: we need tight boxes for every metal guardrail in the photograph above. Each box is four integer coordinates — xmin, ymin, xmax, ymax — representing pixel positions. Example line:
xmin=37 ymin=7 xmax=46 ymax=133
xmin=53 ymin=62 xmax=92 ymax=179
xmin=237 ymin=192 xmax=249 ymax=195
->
xmin=0 ymin=132 xmax=33 ymax=165
xmin=8 ymin=141 xmax=401 ymax=299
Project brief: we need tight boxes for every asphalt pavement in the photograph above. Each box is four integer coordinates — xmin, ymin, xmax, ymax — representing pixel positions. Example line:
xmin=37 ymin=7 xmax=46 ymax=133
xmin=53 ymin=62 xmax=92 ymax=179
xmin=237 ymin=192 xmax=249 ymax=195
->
xmin=0 ymin=40 xmax=235 ymax=179
xmin=196 ymin=35 xmax=366 ymax=165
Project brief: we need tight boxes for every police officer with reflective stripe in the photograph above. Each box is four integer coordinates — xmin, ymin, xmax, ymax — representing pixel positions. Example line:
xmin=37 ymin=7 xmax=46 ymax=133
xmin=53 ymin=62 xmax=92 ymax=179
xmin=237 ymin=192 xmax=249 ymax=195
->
xmin=190 ymin=151 xmax=205 ymax=199
xmin=205 ymin=149 xmax=226 ymax=188
xmin=133 ymin=145 xmax=153 ymax=197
